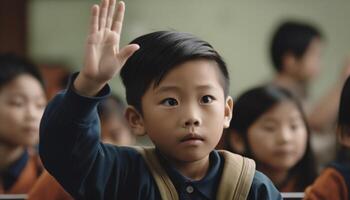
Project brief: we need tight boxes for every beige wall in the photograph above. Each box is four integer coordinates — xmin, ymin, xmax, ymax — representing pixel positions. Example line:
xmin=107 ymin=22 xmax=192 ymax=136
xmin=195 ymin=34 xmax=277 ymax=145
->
xmin=29 ymin=0 xmax=350 ymax=101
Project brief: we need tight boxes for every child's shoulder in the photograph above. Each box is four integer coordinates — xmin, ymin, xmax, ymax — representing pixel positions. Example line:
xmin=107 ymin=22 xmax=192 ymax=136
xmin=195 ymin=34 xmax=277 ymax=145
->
xmin=217 ymin=150 xmax=281 ymax=199
xmin=304 ymin=166 xmax=348 ymax=200
xmin=247 ymin=171 xmax=282 ymax=199
xmin=329 ymin=162 xmax=350 ymax=179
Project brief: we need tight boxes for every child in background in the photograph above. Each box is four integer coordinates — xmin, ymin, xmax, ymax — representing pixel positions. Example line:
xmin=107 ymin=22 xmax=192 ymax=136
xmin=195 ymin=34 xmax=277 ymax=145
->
xmin=28 ymin=94 xmax=133 ymax=200
xmin=0 ymin=53 xmax=46 ymax=193
xmin=98 ymin=94 xmax=134 ymax=146
xmin=269 ymin=21 xmax=350 ymax=169
xmin=225 ymin=85 xmax=317 ymax=192
xmin=39 ymin=0 xmax=281 ymax=199
xmin=304 ymin=76 xmax=350 ymax=200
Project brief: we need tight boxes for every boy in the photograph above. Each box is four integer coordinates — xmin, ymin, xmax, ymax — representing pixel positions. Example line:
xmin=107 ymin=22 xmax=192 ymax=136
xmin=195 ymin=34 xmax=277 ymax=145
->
xmin=39 ymin=0 xmax=281 ymax=199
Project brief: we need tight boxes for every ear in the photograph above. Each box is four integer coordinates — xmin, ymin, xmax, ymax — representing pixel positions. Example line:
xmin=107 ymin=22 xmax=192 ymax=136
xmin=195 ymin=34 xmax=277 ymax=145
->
xmin=228 ymin=129 xmax=246 ymax=154
xmin=282 ymin=52 xmax=298 ymax=74
xmin=124 ymin=106 xmax=146 ymax=136
xmin=223 ymin=96 xmax=234 ymax=128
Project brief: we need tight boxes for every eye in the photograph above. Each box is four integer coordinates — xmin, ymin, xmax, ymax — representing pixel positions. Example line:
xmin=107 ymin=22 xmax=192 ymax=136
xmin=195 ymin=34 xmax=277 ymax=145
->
xmin=36 ymin=100 xmax=46 ymax=110
xmin=160 ymin=98 xmax=178 ymax=106
xmin=200 ymin=95 xmax=215 ymax=104
xmin=262 ymin=125 xmax=276 ymax=132
xmin=36 ymin=103 xmax=46 ymax=110
xmin=8 ymin=99 xmax=24 ymax=107
xmin=290 ymin=123 xmax=299 ymax=131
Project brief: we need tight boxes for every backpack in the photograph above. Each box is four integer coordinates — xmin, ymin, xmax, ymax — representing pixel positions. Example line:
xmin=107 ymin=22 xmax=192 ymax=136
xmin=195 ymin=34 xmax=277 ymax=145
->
xmin=133 ymin=147 xmax=256 ymax=200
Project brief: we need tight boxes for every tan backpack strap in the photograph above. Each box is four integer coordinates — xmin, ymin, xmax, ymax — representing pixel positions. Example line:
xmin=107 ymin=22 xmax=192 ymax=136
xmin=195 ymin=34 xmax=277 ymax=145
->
xmin=217 ymin=150 xmax=256 ymax=200
xmin=132 ymin=146 xmax=179 ymax=200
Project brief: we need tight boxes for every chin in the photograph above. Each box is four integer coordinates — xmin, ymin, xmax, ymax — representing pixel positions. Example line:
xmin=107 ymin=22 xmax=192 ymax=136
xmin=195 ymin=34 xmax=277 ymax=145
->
xmin=21 ymin=139 xmax=38 ymax=147
xmin=175 ymin=151 xmax=209 ymax=163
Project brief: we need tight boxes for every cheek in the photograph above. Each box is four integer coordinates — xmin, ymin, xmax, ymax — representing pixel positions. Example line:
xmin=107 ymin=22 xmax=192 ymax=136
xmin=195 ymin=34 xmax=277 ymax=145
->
xmin=0 ymin=108 xmax=23 ymax=125
xmin=296 ymin=129 xmax=308 ymax=153
xmin=303 ymin=57 xmax=320 ymax=74
xmin=204 ymin=105 xmax=225 ymax=125
xmin=247 ymin=131 xmax=272 ymax=156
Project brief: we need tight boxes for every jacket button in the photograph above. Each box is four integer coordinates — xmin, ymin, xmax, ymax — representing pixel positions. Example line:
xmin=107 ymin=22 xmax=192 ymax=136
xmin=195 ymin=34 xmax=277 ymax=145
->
xmin=186 ymin=185 xmax=194 ymax=194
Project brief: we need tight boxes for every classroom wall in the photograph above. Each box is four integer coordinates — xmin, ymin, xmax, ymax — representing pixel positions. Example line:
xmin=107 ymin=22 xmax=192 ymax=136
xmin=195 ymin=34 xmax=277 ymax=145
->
xmin=29 ymin=0 xmax=350 ymax=101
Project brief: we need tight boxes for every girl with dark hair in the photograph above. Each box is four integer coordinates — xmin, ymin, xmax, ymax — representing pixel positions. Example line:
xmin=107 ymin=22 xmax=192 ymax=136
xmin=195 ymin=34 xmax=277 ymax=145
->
xmin=225 ymin=85 xmax=316 ymax=192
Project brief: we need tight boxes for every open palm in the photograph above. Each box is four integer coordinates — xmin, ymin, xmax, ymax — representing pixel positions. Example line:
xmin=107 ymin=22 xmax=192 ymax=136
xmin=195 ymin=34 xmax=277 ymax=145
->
xmin=77 ymin=0 xmax=139 ymax=95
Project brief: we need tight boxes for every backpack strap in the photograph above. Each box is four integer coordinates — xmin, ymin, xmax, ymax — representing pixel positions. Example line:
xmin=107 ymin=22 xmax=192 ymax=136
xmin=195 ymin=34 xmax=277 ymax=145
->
xmin=216 ymin=150 xmax=256 ymax=200
xmin=133 ymin=147 xmax=255 ymax=200
xmin=133 ymin=146 xmax=179 ymax=200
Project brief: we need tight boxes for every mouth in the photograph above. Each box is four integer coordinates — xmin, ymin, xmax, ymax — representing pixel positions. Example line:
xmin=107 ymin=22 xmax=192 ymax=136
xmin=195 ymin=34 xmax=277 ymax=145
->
xmin=274 ymin=149 xmax=294 ymax=156
xmin=180 ymin=133 xmax=204 ymax=143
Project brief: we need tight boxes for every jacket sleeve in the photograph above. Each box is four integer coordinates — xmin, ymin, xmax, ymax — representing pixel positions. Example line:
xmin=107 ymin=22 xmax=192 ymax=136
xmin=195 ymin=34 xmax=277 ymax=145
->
xmin=247 ymin=171 xmax=282 ymax=200
xmin=39 ymin=73 xmax=129 ymax=199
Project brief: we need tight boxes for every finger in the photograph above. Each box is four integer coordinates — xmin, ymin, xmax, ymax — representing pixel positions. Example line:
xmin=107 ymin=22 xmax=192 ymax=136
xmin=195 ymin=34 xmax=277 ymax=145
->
xmin=117 ymin=44 xmax=140 ymax=64
xmin=89 ymin=5 xmax=99 ymax=34
xmin=111 ymin=1 xmax=125 ymax=34
xmin=99 ymin=0 xmax=109 ymax=30
xmin=106 ymin=0 xmax=116 ymax=29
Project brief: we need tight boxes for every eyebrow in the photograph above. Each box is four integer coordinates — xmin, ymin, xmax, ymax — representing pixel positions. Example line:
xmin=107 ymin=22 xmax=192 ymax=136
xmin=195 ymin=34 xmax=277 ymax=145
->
xmin=261 ymin=117 xmax=278 ymax=123
xmin=154 ymin=84 xmax=218 ymax=94
xmin=154 ymin=86 xmax=180 ymax=94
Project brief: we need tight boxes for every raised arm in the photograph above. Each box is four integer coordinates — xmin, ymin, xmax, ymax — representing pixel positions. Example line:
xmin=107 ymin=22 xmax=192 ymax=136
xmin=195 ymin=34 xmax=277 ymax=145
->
xmin=308 ymin=58 xmax=350 ymax=132
xmin=75 ymin=0 xmax=139 ymax=97
xmin=39 ymin=0 xmax=138 ymax=198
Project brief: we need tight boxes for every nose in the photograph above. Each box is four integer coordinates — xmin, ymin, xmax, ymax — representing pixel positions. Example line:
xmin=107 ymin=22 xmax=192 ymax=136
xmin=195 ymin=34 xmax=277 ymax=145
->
xmin=182 ymin=105 xmax=201 ymax=128
xmin=184 ymin=118 xmax=200 ymax=127
xmin=277 ymin=126 xmax=292 ymax=144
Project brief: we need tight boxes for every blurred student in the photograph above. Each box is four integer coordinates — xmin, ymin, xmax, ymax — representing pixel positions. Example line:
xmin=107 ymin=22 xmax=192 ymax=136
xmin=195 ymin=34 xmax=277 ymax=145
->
xmin=0 ymin=53 xmax=46 ymax=193
xmin=98 ymin=94 xmax=134 ymax=146
xmin=28 ymin=94 xmax=133 ymax=200
xmin=304 ymin=76 xmax=350 ymax=200
xmin=269 ymin=20 xmax=350 ymax=168
xmin=225 ymin=85 xmax=317 ymax=192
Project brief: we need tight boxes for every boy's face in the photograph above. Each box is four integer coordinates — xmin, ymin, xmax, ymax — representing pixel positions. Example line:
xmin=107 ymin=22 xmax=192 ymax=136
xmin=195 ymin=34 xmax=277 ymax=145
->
xmin=0 ymin=74 xmax=46 ymax=147
xmin=290 ymin=38 xmax=323 ymax=82
xmin=140 ymin=59 xmax=232 ymax=165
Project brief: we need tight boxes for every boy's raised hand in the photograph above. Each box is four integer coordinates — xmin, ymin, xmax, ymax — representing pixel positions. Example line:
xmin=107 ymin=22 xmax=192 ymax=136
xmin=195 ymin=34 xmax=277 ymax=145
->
xmin=74 ymin=0 xmax=139 ymax=96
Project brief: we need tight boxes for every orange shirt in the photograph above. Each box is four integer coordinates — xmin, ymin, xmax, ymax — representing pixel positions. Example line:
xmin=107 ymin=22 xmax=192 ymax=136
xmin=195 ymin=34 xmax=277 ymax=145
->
xmin=28 ymin=171 xmax=73 ymax=200
xmin=304 ymin=168 xmax=348 ymax=200
xmin=0 ymin=152 xmax=42 ymax=194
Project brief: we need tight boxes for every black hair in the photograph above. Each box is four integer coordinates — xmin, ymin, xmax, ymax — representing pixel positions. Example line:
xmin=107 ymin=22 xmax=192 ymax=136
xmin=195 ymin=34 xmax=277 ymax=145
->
xmin=338 ymin=76 xmax=350 ymax=139
xmin=120 ymin=31 xmax=229 ymax=113
xmin=0 ymin=53 xmax=45 ymax=90
xmin=336 ymin=76 xmax=350 ymax=163
xmin=270 ymin=21 xmax=322 ymax=72
xmin=225 ymin=85 xmax=316 ymax=191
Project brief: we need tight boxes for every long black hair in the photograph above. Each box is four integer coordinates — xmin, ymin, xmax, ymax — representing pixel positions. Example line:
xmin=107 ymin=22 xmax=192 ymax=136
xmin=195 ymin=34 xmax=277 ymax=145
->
xmin=336 ymin=76 xmax=350 ymax=163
